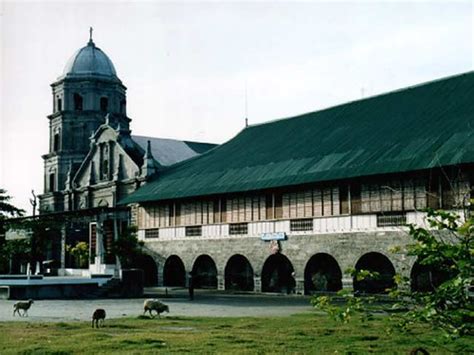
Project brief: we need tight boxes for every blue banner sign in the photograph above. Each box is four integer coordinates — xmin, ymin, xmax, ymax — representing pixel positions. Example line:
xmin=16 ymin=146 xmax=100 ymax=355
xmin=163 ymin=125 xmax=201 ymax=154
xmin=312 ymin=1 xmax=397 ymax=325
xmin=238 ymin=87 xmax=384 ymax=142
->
xmin=260 ymin=232 xmax=286 ymax=241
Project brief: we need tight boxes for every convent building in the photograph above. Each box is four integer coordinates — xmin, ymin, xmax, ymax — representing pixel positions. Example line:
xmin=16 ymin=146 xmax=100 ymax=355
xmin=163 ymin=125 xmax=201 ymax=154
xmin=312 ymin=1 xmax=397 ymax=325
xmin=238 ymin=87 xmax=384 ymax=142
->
xmin=120 ymin=71 xmax=474 ymax=294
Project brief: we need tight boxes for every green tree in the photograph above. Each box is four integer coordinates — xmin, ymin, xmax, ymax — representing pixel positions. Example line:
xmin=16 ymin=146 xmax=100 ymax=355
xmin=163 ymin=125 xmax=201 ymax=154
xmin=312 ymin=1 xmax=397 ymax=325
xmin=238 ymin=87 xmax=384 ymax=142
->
xmin=0 ymin=189 xmax=26 ymax=272
xmin=66 ymin=241 xmax=89 ymax=268
xmin=0 ymin=189 xmax=25 ymax=220
xmin=111 ymin=226 xmax=144 ymax=268
xmin=312 ymin=208 xmax=474 ymax=339
xmin=1 ymin=239 xmax=31 ymax=272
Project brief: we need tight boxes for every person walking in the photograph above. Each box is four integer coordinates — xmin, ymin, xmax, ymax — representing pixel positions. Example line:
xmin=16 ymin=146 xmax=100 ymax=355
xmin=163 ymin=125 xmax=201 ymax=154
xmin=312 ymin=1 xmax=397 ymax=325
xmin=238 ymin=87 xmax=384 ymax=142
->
xmin=188 ymin=272 xmax=194 ymax=301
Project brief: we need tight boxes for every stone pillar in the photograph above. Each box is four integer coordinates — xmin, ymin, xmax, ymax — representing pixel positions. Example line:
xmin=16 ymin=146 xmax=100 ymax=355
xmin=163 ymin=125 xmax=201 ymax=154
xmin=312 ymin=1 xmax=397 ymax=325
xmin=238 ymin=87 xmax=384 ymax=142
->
xmin=217 ymin=275 xmax=225 ymax=291
xmin=157 ymin=262 xmax=164 ymax=287
xmin=186 ymin=271 xmax=192 ymax=288
xmin=254 ymin=276 xmax=262 ymax=293
xmin=95 ymin=218 xmax=104 ymax=267
xmin=59 ymin=224 xmax=67 ymax=276
xmin=113 ymin=217 xmax=121 ymax=278
xmin=342 ymin=275 xmax=354 ymax=292
xmin=295 ymin=277 xmax=305 ymax=295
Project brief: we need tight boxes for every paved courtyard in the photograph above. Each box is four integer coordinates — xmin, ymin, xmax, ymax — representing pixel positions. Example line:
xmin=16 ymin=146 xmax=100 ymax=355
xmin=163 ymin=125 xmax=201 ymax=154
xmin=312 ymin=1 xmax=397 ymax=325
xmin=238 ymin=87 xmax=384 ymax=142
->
xmin=0 ymin=289 xmax=313 ymax=323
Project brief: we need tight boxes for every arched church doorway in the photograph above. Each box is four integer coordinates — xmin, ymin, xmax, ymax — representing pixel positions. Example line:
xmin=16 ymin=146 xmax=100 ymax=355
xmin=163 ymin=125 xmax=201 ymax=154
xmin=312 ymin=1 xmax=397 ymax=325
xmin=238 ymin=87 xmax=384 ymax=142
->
xmin=163 ymin=255 xmax=186 ymax=287
xmin=411 ymin=260 xmax=451 ymax=292
xmin=304 ymin=253 xmax=342 ymax=294
xmin=225 ymin=254 xmax=254 ymax=291
xmin=192 ymin=255 xmax=217 ymax=289
xmin=261 ymin=254 xmax=295 ymax=293
xmin=354 ymin=252 xmax=395 ymax=294
xmin=132 ymin=254 xmax=158 ymax=287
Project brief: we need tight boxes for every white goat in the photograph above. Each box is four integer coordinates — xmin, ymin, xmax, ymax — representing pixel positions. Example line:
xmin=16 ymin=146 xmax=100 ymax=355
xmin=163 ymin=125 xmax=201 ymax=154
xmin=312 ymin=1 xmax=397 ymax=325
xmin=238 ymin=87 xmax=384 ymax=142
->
xmin=13 ymin=299 xmax=34 ymax=317
xmin=143 ymin=299 xmax=169 ymax=318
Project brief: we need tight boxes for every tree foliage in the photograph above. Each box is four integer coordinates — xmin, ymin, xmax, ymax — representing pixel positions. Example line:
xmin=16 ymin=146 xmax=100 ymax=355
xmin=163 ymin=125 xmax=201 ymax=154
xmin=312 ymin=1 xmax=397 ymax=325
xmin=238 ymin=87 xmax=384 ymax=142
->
xmin=66 ymin=241 xmax=89 ymax=269
xmin=312 ymin=208 xmax=474 ymax=340
xmin=1 ymin=216 xmax=61 ymax=273
xmin=0 ymin=189 xmax=26 ymax=272
xmin=111 ymin=226 xmax=144 ymax=268
xmin=0 ymin=189 xmax=25 ymax=220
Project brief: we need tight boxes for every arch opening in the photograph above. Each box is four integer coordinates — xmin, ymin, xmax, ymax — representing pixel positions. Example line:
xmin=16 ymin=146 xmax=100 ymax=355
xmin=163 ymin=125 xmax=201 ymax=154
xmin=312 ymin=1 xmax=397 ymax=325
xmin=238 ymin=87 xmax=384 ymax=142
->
xmin=304 ymin=253 xmax=342 ymax=294
xmin=192 ymin=255 xmax=217 ymax=289
xmin=163 ymin=255 xmax=186 ymax=287
xmin=261 ymin=253 xmax=295 ymax=293
xmin=410 ymin=260 xmax=452 ymax=292
xmin=225 ymin=254 xmax=254 ymax=291
xmin=131 ymin=254 xmax=158 ymax=287
xmin=354 ymin=252 xmax=395 ymax=294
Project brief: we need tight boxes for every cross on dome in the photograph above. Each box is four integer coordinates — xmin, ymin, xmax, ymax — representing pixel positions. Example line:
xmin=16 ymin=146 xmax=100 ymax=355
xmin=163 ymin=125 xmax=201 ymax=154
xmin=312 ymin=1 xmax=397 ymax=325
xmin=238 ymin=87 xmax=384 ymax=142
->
xmin=88 ymin=27 xmax=94 ymax=45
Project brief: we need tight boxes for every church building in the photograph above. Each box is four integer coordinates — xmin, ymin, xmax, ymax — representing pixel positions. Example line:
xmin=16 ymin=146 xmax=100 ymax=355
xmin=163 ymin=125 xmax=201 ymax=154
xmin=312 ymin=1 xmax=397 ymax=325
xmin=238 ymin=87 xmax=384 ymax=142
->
xmin=37 ymin=33 xmax=216 ymax=276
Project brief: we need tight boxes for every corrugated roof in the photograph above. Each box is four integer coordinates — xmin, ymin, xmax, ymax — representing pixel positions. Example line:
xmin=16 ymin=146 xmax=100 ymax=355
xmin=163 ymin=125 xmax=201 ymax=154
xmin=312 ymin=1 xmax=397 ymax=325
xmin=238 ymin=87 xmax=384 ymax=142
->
xmin=120 ymin=71 xmax=474 ymax=204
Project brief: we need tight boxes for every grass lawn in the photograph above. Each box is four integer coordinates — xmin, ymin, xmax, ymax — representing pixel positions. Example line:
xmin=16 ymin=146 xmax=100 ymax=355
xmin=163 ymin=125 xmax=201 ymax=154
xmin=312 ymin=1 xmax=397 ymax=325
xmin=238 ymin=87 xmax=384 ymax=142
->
xmin=0 ymin=313 xmax=472 ymax=354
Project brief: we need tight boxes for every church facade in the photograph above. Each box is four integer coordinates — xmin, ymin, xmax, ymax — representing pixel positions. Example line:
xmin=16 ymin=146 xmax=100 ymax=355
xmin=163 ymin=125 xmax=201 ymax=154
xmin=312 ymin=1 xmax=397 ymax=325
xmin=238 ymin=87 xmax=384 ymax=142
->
xmin=121 ymin=72 xmax=474 ymax=294
xmin=37 ymin=35 xmax=216 ymax=276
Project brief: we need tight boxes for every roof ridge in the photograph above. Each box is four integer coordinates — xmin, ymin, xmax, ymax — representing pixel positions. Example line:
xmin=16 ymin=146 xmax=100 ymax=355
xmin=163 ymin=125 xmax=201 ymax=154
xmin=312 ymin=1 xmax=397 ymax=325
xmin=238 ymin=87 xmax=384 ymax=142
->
xmin=132 ymin=134 xmax=217 ymax=145
xmin=182 ymin=140 xmax=218 ymax=145
xmin=247 ymin=70 xmax=474 ymax=129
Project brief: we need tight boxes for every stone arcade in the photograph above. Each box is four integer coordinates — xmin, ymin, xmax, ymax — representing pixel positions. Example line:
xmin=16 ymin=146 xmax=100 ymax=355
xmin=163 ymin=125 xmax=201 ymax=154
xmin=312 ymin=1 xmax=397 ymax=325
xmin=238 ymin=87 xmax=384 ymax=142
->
xmin=121 ymin=72 xmax=474 ymax=294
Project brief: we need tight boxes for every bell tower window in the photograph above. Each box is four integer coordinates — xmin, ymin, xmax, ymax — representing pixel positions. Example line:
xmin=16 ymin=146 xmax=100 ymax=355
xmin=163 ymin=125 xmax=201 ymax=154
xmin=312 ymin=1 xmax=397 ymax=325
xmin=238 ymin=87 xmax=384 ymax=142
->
xmin=120 ymin=99 xmax=126 ymax=114
xmin=57 ymin=97 xmax=62 ymax=112
xmin=100 ymin=97 xmax=108 ymax=112
xmin=74 ymin=93 xmax=83 ymax=111
xmin=49 ymin=172 xmax=56 ymax=192
xmin=53 ymin=133 xmax=60 ymax=152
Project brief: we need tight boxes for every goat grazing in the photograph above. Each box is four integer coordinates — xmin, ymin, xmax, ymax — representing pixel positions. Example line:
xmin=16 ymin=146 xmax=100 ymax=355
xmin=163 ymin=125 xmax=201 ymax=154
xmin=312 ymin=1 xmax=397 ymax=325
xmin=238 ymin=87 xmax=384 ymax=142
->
xmin=92 ymin=308 xmax=106 ymax=328
xmin=13 ymin=299 xmax=34 ymax=317
xmin=143 ymin=299 xmax=169 ymax=318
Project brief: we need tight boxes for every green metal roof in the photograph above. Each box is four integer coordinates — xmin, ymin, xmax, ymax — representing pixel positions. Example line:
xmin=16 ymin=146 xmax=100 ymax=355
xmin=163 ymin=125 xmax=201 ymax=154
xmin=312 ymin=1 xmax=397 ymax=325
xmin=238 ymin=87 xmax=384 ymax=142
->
xmin=120 ymin=71 xmax=474 ymax=204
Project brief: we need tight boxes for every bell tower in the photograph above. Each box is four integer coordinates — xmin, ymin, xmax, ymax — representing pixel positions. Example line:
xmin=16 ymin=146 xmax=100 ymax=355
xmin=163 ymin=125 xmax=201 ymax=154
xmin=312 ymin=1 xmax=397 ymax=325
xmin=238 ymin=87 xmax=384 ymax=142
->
xmin=39 ymin=30 xmax=130 ymax=213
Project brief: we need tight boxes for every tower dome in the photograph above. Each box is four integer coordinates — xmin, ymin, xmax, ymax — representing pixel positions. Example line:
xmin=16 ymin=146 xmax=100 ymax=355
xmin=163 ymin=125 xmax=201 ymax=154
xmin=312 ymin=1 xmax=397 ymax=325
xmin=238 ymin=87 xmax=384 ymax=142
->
xmin=62 ymin=38 xmax=117 ymax=78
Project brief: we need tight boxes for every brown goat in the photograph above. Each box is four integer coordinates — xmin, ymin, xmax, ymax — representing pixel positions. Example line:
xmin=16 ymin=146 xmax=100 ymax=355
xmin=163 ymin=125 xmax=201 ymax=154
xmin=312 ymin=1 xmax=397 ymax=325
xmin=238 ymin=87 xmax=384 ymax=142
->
xmin=13 ymin=299 xmax=34 ymax=317
xmin=92 ymin=308 xmax=106 ymax=328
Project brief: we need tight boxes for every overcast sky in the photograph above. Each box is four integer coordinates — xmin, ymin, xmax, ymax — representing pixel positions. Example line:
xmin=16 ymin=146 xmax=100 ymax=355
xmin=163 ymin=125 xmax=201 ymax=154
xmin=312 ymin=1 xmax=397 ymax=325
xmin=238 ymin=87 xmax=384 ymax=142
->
xmin=1 ymin=1 xmax=473 ymax=213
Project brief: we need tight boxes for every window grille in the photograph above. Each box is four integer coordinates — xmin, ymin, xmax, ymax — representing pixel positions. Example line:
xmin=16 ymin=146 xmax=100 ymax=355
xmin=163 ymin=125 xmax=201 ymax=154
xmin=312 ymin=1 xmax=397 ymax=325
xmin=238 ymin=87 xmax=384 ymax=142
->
xmin=185 ymin=225 xmax=202 ymax=237
xmin=290 ymin=218 xmax=313 ymax=232
xmin=144 ymin=228 xmax=159 ymax=239
xmin=229 ymin=222 xmax=248 ymax=235
xmin=377 ymin=213 xmax=406 ymax=227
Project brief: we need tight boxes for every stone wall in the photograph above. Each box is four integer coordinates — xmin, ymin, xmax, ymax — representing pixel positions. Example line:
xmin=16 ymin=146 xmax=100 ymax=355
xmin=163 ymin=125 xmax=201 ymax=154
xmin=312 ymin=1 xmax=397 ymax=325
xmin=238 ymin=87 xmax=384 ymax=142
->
xmin=143 ymin=230 xmax=415 ymax=294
